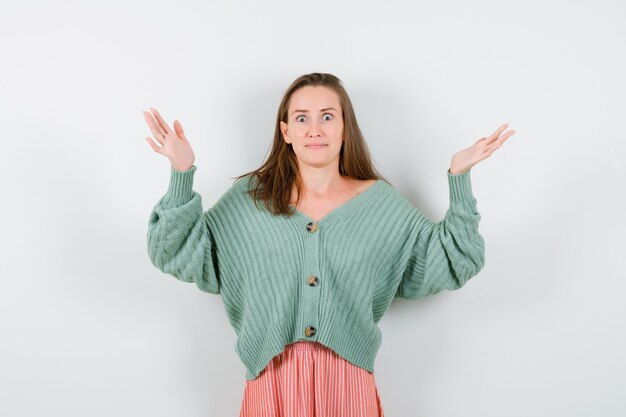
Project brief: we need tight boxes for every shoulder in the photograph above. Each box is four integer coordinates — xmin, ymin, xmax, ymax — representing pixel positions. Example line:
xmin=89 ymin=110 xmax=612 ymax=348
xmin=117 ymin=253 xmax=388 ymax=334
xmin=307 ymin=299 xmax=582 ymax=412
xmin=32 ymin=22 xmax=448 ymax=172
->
xmin=372 ymin=178 xmax=417 ymax=213
xmin=344 ymin=177 xmax=384 ymax=198
xmin=343 ymin=176 xmax=413 ymax=214
xmin=356 ymin=178 xmax=378 ymax=195
xmin=207 ymin=174 xmax=255 ymax=213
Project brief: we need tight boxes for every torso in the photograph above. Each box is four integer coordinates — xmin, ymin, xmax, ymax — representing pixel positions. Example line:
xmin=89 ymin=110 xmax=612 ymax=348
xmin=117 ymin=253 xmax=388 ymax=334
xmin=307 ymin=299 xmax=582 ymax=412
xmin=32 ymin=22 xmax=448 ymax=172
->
xmin=290 ymin=177 xmax=378 ymax=223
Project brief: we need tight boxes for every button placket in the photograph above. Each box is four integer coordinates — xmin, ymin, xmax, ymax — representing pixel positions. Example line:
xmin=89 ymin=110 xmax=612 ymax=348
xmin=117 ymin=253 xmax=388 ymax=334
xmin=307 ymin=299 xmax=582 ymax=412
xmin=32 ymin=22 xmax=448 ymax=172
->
xmin=302 ymin=221 xmax=321 ymax=339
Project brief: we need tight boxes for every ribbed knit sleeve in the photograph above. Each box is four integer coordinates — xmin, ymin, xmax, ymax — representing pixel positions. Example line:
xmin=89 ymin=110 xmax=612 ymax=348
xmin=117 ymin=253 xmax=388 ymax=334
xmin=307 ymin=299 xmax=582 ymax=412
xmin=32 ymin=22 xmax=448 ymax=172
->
xmin=395 ymin=168 xmax=485 ymax=299
xmin=146 ymin=165 xmax=220 ymax=294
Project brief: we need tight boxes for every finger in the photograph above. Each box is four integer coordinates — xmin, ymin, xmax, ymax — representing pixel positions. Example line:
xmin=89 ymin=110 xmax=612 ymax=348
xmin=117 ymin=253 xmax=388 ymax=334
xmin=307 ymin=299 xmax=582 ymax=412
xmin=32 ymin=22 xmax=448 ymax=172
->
xmin=485 ymin=123 xmax=510 ymax=144
xmin=149 ymin=107 xmax=172 ymax=135
xmin=496 ymin=130 xmax=516 ymax=146
xmin=482 ymin=130 xmax=515 ymax=154
xmin=174 ymin=119 xmax=186 ymax=141
xmin=145 ymin=137 xmax=164 ymax=154
xmin=144 ymin=111 xmax=166 ymax=144
xmin=490 ymin=123 xmax=509 ymax=138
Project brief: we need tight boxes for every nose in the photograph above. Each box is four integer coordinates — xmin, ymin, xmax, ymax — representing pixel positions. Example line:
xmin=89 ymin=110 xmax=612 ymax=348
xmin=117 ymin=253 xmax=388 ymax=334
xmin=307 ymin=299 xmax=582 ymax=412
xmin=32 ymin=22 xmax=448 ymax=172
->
xmin=308 ymin=120 xmax=321 ymax=137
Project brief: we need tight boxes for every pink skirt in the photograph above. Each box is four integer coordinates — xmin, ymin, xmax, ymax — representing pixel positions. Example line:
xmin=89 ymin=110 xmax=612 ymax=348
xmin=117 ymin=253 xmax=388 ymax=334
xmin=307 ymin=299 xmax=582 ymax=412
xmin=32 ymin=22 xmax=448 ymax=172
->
xmin=239 ymin=341 xmax=385 ymax=417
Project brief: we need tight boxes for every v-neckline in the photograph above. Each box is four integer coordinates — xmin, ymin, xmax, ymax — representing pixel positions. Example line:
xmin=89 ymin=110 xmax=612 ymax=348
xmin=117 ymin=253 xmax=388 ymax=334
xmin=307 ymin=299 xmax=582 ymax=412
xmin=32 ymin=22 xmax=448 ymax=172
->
xmin=288 ymin=179 xmax=385 ymax=225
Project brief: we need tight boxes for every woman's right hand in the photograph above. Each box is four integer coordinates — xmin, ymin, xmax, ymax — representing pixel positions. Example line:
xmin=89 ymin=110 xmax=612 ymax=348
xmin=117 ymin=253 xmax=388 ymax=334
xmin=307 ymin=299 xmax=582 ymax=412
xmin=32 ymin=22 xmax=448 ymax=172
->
xmin=144 ymin=107 xmax=195 ymax=172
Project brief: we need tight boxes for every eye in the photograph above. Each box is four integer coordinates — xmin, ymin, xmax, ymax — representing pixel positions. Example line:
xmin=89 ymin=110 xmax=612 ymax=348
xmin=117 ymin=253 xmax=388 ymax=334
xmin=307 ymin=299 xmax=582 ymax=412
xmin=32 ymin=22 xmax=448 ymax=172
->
xmin=295 ymin=113 xmax=334 ymax=122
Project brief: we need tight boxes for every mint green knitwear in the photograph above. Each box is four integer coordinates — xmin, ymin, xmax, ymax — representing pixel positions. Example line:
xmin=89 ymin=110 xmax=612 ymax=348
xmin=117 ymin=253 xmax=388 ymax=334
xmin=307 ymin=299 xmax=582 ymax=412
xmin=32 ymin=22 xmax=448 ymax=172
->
xmin=147 ymin=165 xmax=485 ymax=380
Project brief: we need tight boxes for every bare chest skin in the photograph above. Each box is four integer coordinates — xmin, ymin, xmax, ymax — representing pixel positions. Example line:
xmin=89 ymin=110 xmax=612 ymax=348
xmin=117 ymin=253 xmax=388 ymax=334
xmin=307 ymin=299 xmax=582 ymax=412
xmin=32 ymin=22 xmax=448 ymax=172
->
xmin=290 ymin=178 xmax=378 ymax=223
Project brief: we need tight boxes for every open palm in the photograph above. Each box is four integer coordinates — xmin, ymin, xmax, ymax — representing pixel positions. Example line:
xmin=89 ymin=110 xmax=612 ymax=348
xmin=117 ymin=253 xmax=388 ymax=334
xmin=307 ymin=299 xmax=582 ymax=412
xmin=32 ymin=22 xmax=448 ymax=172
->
xmin=450 ymin=123 xmax=516 ymax=174
xmin=144 ymin=107 xmax=195 ymax=172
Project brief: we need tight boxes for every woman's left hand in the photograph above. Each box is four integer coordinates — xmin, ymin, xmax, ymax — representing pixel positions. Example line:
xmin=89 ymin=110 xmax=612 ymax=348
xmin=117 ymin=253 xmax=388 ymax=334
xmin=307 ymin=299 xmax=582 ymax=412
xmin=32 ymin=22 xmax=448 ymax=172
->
xmin=449 ymin=123 xmax=516 ymax=174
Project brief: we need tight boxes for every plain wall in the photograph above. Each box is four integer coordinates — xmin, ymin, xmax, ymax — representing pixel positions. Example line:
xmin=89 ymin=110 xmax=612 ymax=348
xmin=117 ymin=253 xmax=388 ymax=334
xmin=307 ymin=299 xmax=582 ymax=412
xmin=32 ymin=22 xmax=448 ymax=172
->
xmin=1 ymin=0 xmax=624 ymax=416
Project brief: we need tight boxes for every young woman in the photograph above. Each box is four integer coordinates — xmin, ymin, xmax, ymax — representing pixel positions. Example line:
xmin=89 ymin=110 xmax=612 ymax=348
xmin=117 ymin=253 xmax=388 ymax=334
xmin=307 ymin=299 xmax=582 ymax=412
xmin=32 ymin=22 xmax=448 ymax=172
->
xmin=144 ymin=72 xmax=515 ymax=416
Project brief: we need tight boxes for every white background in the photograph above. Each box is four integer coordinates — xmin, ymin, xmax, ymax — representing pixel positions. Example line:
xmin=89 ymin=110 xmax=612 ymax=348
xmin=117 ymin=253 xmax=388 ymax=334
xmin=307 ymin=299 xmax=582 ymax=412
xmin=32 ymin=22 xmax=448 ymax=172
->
xmin=1 ymin=0 xmax=624 ymax=416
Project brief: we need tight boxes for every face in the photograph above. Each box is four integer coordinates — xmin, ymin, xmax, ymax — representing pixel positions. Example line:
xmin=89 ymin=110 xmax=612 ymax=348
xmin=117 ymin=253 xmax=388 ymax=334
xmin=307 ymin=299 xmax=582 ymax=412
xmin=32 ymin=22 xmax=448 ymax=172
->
xmin=280 ymin=85 xmax=344 ymax=170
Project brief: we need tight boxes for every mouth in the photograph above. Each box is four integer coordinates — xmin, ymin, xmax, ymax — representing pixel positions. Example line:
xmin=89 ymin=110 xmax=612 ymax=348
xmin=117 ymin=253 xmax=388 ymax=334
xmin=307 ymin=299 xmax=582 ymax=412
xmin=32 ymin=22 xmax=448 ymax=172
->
xmin=306 ymin=144 xmax=327 ymax=149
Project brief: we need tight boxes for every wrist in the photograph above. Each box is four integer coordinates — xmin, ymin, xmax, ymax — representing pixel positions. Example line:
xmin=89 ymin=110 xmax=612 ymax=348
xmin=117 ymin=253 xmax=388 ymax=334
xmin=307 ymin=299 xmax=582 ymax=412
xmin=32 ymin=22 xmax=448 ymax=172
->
xmin=449 ymin=167 xmax=468 ymax=175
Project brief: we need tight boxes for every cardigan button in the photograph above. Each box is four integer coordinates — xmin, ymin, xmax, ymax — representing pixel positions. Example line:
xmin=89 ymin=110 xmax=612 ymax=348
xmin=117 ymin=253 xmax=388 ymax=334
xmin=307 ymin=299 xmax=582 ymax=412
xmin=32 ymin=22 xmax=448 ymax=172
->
xmin=306 ymin=221 xmax=318 ymax=233
xmin=307 ymin=275 xmax=318 ymax=286
xmin=305 ymin=326 xmax=316 ymax=337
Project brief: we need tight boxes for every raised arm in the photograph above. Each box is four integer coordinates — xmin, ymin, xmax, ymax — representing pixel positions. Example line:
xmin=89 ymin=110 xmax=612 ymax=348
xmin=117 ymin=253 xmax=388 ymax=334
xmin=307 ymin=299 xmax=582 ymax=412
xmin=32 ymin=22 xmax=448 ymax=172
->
xmin=395 ymin=169 xmax=485 ymax=299
xmin=143 ymin=107 xmax=219 ymax=294
xmin=395 ymin=123 xmax=515 ymax=299
xmin=146 ymin=165 xmax=220 ymax=294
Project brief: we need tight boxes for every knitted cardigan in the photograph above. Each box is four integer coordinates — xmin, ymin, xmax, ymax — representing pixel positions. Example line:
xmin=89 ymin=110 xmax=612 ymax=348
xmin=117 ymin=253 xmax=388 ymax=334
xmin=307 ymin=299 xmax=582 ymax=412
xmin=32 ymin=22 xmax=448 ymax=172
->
xmin=146 ymin=165 xmax=485 ymax=380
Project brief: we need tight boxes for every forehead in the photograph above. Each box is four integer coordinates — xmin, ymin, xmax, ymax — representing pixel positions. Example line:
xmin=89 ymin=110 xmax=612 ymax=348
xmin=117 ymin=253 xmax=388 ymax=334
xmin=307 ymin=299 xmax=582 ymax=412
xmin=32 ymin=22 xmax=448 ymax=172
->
xmin=289 ymin=85 xmax=341 ymax=110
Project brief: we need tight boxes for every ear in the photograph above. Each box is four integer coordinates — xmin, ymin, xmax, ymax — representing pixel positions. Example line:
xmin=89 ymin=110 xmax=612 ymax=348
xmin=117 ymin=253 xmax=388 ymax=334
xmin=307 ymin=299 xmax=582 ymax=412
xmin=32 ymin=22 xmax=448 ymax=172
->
xmin=280 ymin=121 xmax=290 ymax=144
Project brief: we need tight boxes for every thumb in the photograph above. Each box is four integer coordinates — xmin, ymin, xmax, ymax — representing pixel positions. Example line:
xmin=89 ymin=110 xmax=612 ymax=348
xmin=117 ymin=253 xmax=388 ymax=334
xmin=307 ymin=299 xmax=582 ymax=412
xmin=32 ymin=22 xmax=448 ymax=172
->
xmin=173 ymin=119 xmax=186 ymax=141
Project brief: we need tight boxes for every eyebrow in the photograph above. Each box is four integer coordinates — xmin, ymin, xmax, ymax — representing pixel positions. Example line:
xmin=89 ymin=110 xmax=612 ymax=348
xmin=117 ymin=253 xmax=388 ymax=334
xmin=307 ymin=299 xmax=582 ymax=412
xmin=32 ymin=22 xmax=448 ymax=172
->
xmin=291 ymin=107 xmax=338 ymax=115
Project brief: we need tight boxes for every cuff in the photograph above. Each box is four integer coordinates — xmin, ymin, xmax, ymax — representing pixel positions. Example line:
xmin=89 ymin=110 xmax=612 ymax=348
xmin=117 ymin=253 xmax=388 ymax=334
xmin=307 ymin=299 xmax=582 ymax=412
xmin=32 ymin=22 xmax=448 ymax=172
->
xmin=447 ymin=168 xmax=475 ymax=201
xmin=161 ymin=165 xmax=197 ymax=208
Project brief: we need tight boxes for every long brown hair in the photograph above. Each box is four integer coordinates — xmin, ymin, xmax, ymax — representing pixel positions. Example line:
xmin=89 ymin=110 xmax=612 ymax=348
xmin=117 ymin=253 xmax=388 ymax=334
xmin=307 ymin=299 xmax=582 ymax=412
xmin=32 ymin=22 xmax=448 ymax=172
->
xmin=233 ymin=72 xmax=389 ymax=217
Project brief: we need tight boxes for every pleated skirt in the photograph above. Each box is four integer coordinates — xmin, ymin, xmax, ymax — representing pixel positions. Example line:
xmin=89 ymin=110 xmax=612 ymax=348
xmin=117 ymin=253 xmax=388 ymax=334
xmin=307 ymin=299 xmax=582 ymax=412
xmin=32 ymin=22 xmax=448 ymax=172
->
xmin=239 ymin=341 xmax=385 ymax=417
